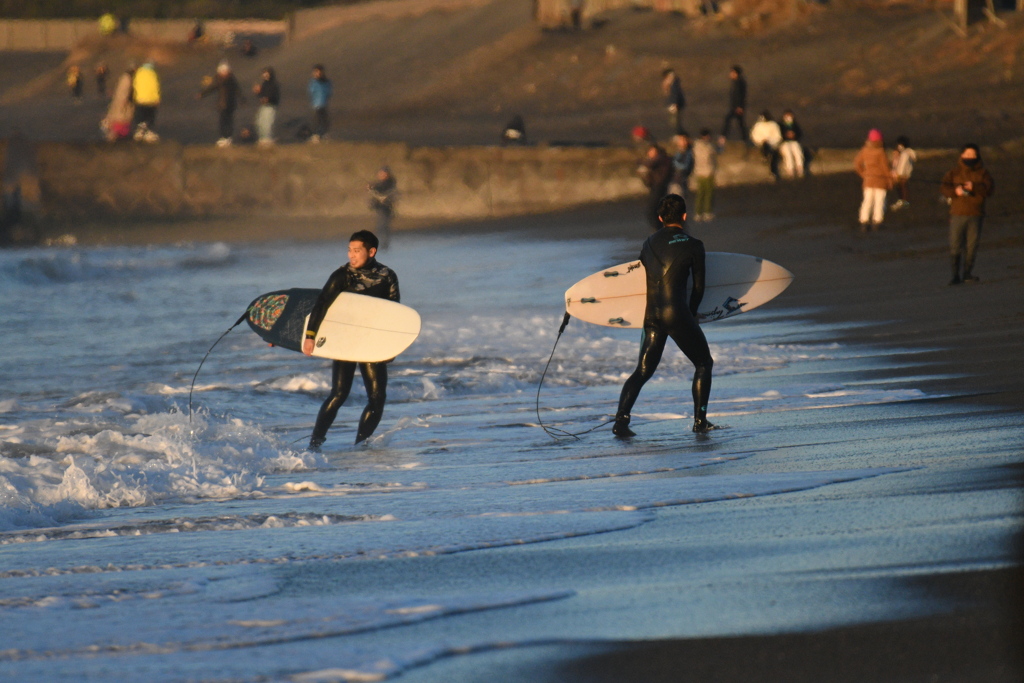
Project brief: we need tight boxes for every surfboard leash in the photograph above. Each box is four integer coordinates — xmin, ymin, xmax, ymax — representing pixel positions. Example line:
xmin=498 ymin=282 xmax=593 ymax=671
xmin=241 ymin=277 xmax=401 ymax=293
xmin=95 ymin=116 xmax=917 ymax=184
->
xmin=188 ymin=309 xmax=249 ymax=428
xmin=535 ymin=312 xmax=614 ymax=441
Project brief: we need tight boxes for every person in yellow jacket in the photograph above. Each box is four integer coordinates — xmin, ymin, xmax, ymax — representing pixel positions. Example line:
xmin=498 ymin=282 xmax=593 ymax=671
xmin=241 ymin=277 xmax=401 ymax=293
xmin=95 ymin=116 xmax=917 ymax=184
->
xmin=132 ymin=61 xmax=161 ymax=142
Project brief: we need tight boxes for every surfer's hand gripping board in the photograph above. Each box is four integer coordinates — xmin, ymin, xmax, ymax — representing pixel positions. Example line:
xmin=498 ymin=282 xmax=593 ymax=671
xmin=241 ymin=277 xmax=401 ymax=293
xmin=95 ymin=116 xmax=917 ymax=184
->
xmin=564 ymin=252 xmax=794 ymax=328
xmin=245 ymin=289 xmax=421 ymax=362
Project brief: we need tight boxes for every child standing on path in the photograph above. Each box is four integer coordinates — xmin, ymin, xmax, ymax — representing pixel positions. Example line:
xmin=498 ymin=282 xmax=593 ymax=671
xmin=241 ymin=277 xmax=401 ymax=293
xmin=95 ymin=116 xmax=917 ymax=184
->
xmin=890 ymin=136 xmax=917 ymax=211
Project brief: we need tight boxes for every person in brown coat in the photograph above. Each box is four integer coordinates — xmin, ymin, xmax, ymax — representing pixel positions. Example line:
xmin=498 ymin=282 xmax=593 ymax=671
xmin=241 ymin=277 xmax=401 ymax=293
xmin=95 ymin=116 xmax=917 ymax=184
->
xmin=940 ymin=143 xmax=994 ymax=285
xmin=853 ymin=129 xmax=892 ymax=231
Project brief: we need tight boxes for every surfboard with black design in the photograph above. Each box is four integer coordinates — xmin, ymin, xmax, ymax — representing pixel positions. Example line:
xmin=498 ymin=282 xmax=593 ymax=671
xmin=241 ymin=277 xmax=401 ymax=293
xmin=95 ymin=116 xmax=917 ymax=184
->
xmin=245 ymin=288 xmax=421 ymax=362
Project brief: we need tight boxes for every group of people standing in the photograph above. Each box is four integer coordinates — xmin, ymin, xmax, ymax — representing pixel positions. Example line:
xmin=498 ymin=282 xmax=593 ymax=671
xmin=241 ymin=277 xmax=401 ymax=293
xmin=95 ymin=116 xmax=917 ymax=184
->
xmin=99 ymin=59 xmax=334 ymax=146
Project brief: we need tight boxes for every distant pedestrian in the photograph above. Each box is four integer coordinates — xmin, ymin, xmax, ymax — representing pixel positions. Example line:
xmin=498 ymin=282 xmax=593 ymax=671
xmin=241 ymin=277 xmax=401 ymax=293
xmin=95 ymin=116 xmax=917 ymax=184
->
xmin=941 ymin=144 xmax=994 ymax=285
xmin=94 ymin=62 xmax=109 ymax=98
xmin=778 ymin=109 xmax=804 ymax=178
xmin=253 ymin=67 xmax=280 ymax=146
xmin=853 ymin=129 xmax=891 ymax=231
xmin=308 ymin=64 xmax=333 ymax=143
xmin=368 ymin=167 xmax=397 ymax=249
xmin=569 ymin=0 xmax=584 ymax=30
xmin=692 ymin=129 xmax=717 ymax=221
xmin=720 ymin=65 xmax=747 ymax=144
xmin=668 ymin=133 xmax=694 ymax=198
xmin=67 ymin=65 xmax=83 ymax=102
xmin=131 ymin=61 xmax=161 ymax=142
xmin=889 ymin=135 xmax=917 ymax=211
xmin=198 ymin=61 xmax=243 ymax=147
xmin=637 ymin=143 xmax=673 ymax=230
xmin=749 ymin=111 xmax=782 ymax=180
xmin=662 ymin=68 xmax=685 ymax=136
xmin=101 ymin=65 xmax=135 ymax=141
xmin=634 ymin=143 xmax=675 ymax=231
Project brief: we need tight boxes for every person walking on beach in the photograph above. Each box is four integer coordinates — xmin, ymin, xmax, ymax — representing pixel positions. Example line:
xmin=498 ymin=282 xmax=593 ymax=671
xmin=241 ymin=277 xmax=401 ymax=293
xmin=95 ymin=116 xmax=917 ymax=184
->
xmin=613 ymin=193 xmax=715 ymax=437
xmin=692 ymin=129 xmax=717 ymax=222
xmin=941 ymin=143 xmax=994 ymax=285
xmin=94 ymin=63 xmax=109 ymax=98
xmin=853 ymin=129 xmax=891 ymax=231
xmin=131 ymin=61 xmax=161 ymax=142
xmin=890 ymin=135 xmax=917 ymax=211
xmin=662 ymin=68 xmax=686 ymax=136
xmin=253 ymin=67 xmax=280 ymax=146
xmin=367 ymin=166 xmax=397 ymax=249
xmin=303 ymin=230 xmax=400 ymax=449
xmin=308 ymin=64 xmax=333 ymax=143
xmin=67 ymin=65 xmax=84 ymax=102
xmin=720 ymin=65 xmax=748 ymax=144
xmin=637 ymin=143 xmax=674 ymax=231
xmin=668 ymin=133 xmax=694 ymax=198
xmin=198 ymin=60 xmax=243 ymax=147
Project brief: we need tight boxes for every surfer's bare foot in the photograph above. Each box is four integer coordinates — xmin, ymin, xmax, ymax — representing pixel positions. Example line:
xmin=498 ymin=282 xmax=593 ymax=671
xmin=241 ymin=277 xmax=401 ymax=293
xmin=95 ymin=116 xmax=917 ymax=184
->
xmin=692 ymin=419 xmax=718 ymax=434
xmin=612 ymin=418 xmax=635 ymax=438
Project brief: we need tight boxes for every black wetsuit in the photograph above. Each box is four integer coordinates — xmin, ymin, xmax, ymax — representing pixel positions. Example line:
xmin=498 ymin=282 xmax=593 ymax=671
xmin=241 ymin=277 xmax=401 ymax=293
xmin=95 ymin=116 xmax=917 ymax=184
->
xmin=615 ymin=224 xmax=714 ymax=432
xmin=306 ymin=258 xmax=400 ymax=446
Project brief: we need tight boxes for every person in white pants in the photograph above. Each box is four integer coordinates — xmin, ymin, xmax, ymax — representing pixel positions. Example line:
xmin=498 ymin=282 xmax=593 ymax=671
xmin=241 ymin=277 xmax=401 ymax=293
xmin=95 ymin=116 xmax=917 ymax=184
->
xmin=853 ymin=129 xmax=892 ymax=231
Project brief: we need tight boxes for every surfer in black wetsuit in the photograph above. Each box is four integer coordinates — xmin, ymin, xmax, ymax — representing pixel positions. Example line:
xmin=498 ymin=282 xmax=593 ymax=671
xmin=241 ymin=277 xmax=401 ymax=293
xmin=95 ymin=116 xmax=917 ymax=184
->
xmin=613 ymin=194 xmax=715 ymax=437
xmin=303 ymin=230 xmax=400 ymax=449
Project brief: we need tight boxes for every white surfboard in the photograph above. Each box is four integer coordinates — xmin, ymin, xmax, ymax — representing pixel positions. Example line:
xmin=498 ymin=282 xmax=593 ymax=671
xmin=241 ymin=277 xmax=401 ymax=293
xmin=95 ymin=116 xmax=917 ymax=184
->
xmin=304 ymin=292 xmax=421 ymax=362
xmin=565 ymin=252 xmax=794 ymax=328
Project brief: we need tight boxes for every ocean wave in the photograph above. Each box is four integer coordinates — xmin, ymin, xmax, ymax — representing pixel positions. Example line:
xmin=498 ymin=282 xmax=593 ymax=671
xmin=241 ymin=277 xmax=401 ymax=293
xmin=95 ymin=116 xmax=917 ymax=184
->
xmin=0 ymin=409 xmax=323 ymax=530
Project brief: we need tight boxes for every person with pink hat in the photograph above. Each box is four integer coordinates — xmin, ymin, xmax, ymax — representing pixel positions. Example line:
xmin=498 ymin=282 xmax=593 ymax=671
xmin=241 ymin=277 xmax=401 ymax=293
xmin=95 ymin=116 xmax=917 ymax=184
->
xmin=853 ymin=128 xmax=893 ymax=231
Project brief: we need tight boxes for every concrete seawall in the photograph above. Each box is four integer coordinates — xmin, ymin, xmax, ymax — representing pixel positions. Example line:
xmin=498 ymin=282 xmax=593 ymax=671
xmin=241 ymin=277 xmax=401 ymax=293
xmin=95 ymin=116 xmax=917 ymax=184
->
xmin=9 ymin=141 xmax=864 ymax=223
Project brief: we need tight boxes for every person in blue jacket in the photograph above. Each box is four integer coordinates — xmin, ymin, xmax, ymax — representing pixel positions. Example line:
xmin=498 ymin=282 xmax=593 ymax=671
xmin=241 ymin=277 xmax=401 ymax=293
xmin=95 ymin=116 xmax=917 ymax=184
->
xmin=307 ymin=64 xmax=333 ymax=142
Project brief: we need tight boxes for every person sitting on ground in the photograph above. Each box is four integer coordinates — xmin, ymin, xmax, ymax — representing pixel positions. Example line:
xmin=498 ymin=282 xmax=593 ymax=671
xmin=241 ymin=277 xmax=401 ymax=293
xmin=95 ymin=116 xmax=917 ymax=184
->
xmin=749 ymin=111 xmax=782 ymax=181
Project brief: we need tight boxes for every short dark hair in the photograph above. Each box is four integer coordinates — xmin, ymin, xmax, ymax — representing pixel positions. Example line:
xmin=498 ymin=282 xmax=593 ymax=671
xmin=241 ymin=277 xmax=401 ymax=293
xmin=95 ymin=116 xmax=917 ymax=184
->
xmin=961 ymin=143 xmax=980 ymax=155
xmin=662 ymin=67 xmax=675 ymax=77
xmin=731 ymin=65 xmax=743 ymax=75
xmin=658 ymin=194 xmax=687 ymax=224
xmin=895 ymin=135 xmax=909 ymax=148
xmin=312 ymin=63 xmax=325 ymax=73
xmin=350 ymin=230 xmax=379 ymax=251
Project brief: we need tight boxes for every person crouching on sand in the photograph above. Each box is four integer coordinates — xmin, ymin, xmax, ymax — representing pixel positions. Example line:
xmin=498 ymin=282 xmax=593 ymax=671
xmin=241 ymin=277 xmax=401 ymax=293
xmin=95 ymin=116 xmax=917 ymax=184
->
xmin=854 ymin=129 xmax=892 ymax=232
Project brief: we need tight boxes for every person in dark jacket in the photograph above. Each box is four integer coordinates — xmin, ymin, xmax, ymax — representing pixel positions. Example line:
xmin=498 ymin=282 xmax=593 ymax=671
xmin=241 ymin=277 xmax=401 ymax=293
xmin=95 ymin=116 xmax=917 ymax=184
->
xmin=253 ymin=67 xmax=280 ymax=145
xmin=778 ymin=109 xmax=804 ymax=178
xmin=367 ymin=167 xmax=397 ymax=249
xmin=940 ymin=144 xmax=994 ymax=285
xmin=198 ymin=60 xmax=244 ymax=146
xmin=303 ymin=230 xmax=400 ymax=448
xmin=637 ymin=143 xmax=674 ymax=231
xmin=613 ymin=194 xmax=715 ymax=437
xmin=720 ymin=65 xmax=747 ymax=143
xmin=662 ymin=68 xmax=686 ymax=136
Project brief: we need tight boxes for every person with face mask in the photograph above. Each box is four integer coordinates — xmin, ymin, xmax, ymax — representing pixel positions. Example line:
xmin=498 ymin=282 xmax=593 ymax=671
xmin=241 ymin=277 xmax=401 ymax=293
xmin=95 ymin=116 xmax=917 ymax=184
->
xmin=940 ymin=144 xmax=994 ymax=285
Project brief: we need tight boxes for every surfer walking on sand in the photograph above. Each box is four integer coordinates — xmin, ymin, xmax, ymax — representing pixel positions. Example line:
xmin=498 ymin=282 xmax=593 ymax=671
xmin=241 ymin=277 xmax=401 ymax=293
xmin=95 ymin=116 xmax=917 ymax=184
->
xmin=613 ymin=194 xmax=715 ymax=437
xmin=303 ymin=230 xmax=400 ymax=449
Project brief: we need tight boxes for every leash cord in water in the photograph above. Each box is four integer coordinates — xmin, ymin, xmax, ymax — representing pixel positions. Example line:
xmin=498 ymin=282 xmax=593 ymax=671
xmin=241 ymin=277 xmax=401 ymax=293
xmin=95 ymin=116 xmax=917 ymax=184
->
xmin=535 ymin=312 xmax=614 ymax=441
xmin=188 ymin=310 xmax=249 ymax=425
